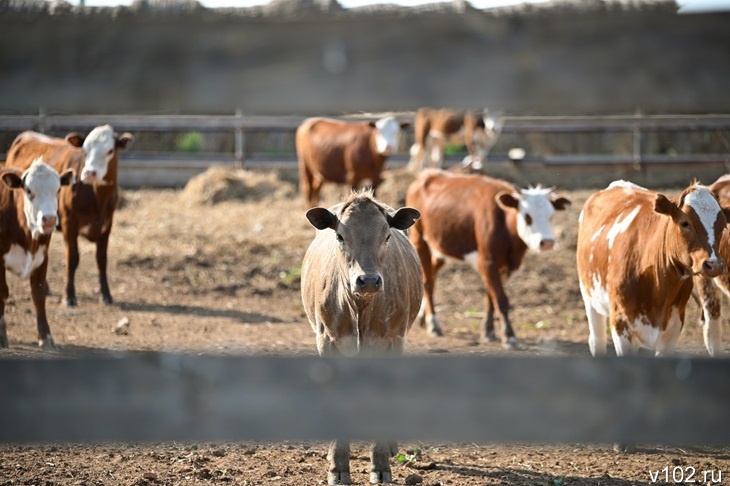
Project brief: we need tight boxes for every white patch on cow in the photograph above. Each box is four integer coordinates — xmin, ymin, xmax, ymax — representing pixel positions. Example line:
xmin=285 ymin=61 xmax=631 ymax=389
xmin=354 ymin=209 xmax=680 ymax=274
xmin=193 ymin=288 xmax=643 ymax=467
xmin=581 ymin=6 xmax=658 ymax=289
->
xmin=4 ymin=244 xmax=46 ymax=280
xmin=81 ymin=125 xmax=116 ymax=183
xmin=463 ymin=251 xmax=479 ymax=269
xmin=336 ymin=334 xmax=359 ymax=357
xmin=373 ymin=117 xmax=402 ymax=156
xmin=586 ymin=273 xmax=610 ymax=317
xmin=629 ymin=314 xmax=661 ymax=350
xmin=607 ymin=179 xmax=648 ymax=191
xmin=590 ymin=224 xmax=606 ymax=242
xmin=606 ymin=206 xmax=640 ymax=250
xmin=578 ymin=209 xmax=584 ymax=225
xmin=685 ymin=186 xmax=723 ymax=260
xmin=655 ymin=307 xmax=683 ymax=356
xmin=515 ymin=186 xmax=558 ymax=252
xmin=21 ymin=159 xmax=63 ymax=239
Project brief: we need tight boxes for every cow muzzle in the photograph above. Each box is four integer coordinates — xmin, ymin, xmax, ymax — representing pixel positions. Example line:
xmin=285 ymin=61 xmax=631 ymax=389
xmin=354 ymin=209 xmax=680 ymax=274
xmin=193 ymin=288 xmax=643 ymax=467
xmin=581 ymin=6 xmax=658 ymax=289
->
xmin=539 ymin=239 xmax=555 ymax=252
xmin=354 ymin=274 xmax=383 ymax=295
xmin=40 ymin=214 xmax=57 ymax=234
xmin=702 ymin=258 xmax=725 ymax=278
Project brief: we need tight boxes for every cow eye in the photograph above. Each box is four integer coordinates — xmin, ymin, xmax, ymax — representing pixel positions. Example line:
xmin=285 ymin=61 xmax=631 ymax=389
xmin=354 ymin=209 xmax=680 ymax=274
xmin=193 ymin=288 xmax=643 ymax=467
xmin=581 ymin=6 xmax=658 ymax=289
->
xmin=680 ymin=220 xmax=690 ymax=229
xmin=336 ymin=233 xmax=344 ymax=243
xmin=524 ymin=214 xmax=533 ymax=226
xmin=107 ymin=149 xmax=113 ymax=156
xmin=25 ymin=188 xmax=34 ymax=199
xmin=386 ymin=234 xmax=391 ymax=242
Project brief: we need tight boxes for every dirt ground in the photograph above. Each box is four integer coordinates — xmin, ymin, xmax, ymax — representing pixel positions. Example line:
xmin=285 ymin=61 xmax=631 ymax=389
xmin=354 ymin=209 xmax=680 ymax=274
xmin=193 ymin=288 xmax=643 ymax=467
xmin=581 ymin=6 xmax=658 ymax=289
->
xmin=1 ymin=167 xmax=728 ymax=486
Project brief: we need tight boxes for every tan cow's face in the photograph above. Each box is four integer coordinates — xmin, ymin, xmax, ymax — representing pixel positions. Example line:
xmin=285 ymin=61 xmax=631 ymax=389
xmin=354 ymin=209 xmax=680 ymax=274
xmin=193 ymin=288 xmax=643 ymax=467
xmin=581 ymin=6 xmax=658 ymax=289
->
xmin=306 ymin=197 xmax=420 ymax=296
xmin=371 ymin=117 xmax=409 ymax=156
xmin=497 ymin=187 xmax=571 ymax=252
xmin=71 ymin=125 xmax=133 ymax=184
xmin=656 ymin=185 xmax=726 ymax=277
xmin=470 ymin=110 xmax=504 ymax=169
xmin=1 ymin=159 xmax=75 ymax=238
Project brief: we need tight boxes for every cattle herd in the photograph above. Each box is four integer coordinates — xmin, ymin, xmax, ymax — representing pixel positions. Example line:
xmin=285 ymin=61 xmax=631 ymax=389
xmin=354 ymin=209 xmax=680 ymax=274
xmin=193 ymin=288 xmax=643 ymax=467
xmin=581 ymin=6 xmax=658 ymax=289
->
xmin=0 ymin=109 xmax=728 ymax=484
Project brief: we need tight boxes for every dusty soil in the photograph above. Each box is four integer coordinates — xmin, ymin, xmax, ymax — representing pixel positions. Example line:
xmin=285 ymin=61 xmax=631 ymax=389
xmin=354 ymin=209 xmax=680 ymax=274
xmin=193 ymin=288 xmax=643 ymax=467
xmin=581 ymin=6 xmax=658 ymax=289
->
xmin=1 ymin=167 xmax=728 ymax=486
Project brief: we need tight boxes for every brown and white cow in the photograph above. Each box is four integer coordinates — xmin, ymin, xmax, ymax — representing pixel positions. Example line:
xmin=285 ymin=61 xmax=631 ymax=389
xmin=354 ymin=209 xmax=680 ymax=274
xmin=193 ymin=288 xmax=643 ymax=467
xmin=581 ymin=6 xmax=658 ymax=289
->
xmin=5 ymin=125 xmax=134 ymax=306
xmin=0 ymin=159 xmax=75 ymax=349
xmin=577 ymin=180 xmax=727 ymax=358
xmin=408 ymin=108 xmax=503 ymax=171
xmin=405 ymin=169 xmax=570 ymax=349
xmin=301 ymin=190 xmax=422 ymax=485
xmin=695 ymin=174 xmax=730 ymax=356
xmin=296 ymin=116 xmax=409 ymax=208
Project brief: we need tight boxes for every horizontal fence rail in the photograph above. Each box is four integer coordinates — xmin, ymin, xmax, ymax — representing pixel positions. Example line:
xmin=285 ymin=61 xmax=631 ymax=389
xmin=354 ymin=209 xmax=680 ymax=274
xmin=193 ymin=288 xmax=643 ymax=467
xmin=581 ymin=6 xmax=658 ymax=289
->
xmin=0 ymin=354 xmax=729 ymax=445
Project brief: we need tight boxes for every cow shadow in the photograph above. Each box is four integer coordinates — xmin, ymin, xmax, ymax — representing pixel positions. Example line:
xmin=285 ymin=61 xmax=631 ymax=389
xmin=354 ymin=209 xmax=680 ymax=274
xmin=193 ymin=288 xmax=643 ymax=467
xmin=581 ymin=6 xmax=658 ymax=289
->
xmin=116 ymin=300 xmax=283 ymax=324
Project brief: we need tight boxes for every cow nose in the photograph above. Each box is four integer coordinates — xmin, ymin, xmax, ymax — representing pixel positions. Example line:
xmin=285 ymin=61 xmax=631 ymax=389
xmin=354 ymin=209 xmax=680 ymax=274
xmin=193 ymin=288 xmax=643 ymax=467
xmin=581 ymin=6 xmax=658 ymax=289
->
xmin=83 ymin=170 xmax=97 ymax=181
xmin=703 ymin=259 xmax=724 ymax=277
xmin=355 ymin=275 xmax=383 ymax=294
xmin=539 ymin=239 xmax=555 ymax=251
xmin=41 ymin=215 xmax=57 ymax=226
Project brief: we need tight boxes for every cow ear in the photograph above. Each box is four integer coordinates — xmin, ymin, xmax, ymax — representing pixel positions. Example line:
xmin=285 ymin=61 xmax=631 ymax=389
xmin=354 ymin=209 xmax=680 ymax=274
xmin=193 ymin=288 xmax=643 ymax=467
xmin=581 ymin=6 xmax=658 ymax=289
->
xmin=722 ymin=208 xmax=730 ymax=224
xmin=552 ymin=196 xmax=571 ymax=211
xmin=306 ymin=207 xmax=337 ymax=230
xmin=1 ymin=169 xmax=24 ymax=189
xmin=496 ymin=191 xmax=520 ymax=210
xmin=65 ymin=133 xmax=84 ymax=148
xmin=59 ymin=169 xmax=76 ymax=186
xmin=116 ymin=133 xmax=135 ymax=150
xmin=654 ymin=193 xmax=679 ymax=216
xmin=388 ymin=207 xmax=420 ymax=230
xmin=400 ymin=122 xmax=411 ymax=130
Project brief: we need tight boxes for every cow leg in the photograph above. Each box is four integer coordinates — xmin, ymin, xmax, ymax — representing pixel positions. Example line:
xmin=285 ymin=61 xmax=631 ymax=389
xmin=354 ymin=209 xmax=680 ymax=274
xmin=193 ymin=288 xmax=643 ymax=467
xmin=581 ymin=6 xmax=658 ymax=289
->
xmin=696 ymin=275 xmax=723 ymax=356
xmin=582 ymin=295 xmax=608 ymax=357
xmin=97 ymin=228 xmax=113 ymax=304
xmin=370 ymin=441 xmax=396 ymax=484
xmin=327 ymin=440 xmax=351 ymax=485
xmin=429 ymin=138 xmax=445 ymax=169
xmin=481 ymin=266 xmax=517 ymax=349
xmin=299 ymin=162 xmax=314 ymax=207
xmin=609 ymin=322 xmax=638 ymax=357
xmin=0 ymin=269 xmax=8 ymax=348
xmin=310 ymin=176 xmax=324 ymax=208
xmin=655 ymin=308 xmax=684 ymax=357
xmin=411 ymin=228 xmax=443 ymax=336
xmin=62 ymin=224 xmax=80 ymax=307
xmin=30 ymin=262 xmax=55 ymax=350
xmin=483 ymin=295 xmax=498 ymax=342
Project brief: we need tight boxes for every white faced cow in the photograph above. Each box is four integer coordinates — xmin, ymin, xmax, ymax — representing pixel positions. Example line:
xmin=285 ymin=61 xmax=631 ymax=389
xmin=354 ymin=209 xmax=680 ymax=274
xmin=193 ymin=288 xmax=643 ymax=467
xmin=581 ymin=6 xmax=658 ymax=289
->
xmin=408 ymin=108 xmax=503 ymax=171
xmin=577 ymin=180 xmax=726 ymax=358
xmin=0 ymin=159 xmax=75 ymax=349
xmin=301 ymin=190 xmax=423 ymax=485
xmin=405 ymin=169 xmax=570 ymax=349
xmin=296 ymin=116 xmax=409 ymax=208
xmin=5 ymin=125 xmax=134 ymax=306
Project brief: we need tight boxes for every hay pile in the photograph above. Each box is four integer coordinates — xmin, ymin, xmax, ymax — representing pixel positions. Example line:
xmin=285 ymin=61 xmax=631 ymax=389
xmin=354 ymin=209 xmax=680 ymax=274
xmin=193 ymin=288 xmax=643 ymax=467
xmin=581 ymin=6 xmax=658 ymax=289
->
xmin=181 ymin=166 xmax=296 ymax=205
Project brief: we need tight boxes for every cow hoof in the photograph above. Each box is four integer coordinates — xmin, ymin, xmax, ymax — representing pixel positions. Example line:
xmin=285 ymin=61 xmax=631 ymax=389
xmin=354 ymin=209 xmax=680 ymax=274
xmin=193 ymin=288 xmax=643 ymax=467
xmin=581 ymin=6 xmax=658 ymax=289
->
xmin=502 ymin=338 xmax=519 ymax=350
xmin=370 ymin=471 xmax=392 ymax=484
xmin=63 ymin=297 xmax=78 ymax=307
xmin=613 ymin=442 xmax=636 ymax=453
xmin=101 ymin=295 xmax=114 ymax=305
xmin=328 ymin=471 xmax=351 ymax=485
xmin=39 ymin=336 xmax=58 ymax=351
xmin=484 ymin=332 xmax=499 ymax=343
xmin=0 ymin=336 xmax=8 ymax=348
xmin=428 ymin=327 xmax=443 ymax=337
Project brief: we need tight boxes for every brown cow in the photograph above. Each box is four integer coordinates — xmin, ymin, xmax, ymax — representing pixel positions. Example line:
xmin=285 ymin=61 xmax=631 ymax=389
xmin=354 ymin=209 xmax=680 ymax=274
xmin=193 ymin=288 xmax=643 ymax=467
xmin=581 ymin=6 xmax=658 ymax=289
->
xmin=695 ymin=174 xmax=730 ymax=356
xmin=5 ymin=125 xmax=134 ymax=306
xmin=0 ymin=159 xmax=75 ymax=349
xmin=405 ymin=169 xmax=570 ymax=349
xmin=408 ymin=107 xmax=503 ymax=170
xmin=296 ymin=116 xmax=409 ymax=208
xmin=577 ymin=180 xmax=727 ymax=358
xmin=301 ymin=190 xmax=422 ymax=485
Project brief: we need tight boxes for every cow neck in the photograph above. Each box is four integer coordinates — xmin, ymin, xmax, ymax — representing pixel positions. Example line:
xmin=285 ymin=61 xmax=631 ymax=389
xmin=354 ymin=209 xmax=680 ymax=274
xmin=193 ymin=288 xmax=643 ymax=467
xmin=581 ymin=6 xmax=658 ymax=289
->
xmin=505 ymin=210 xmax=528 ymax=272
xmin=368 ymin=135 xmax=387 ymax=166
xmin=93 ymin=155 xmax=118 ymax=201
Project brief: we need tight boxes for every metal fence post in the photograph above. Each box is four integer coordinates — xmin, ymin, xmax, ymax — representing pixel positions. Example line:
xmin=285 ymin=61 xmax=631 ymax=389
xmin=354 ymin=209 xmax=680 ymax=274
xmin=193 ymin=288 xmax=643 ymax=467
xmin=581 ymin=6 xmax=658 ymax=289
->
xmin=235 ymin=108 xmax=245 ymax=170
xmin=633 ymin=108 xmax=643 ymax=172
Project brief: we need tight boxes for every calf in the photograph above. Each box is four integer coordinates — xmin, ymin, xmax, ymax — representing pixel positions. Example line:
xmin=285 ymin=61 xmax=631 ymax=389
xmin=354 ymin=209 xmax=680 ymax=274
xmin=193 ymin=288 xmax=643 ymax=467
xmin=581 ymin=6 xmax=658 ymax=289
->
xmin=695 ymin=174 xmax=730 ymax=356
xmin=301 ymin=190 xmax=422 ymax=485
xmin=5 ymin=125 xmax=134 ymax=306
xmin=405 ymin=169 xmax=570 ymax=349
xmin=296 ymin=116 xmax=409 ymax=208
xmin=408 ymin=107 xmax=503 ymax=170
xmin=577 ymin=180 xmax=726 ymax=358
xmin=0 ymin=159 xmax=75 ymax=349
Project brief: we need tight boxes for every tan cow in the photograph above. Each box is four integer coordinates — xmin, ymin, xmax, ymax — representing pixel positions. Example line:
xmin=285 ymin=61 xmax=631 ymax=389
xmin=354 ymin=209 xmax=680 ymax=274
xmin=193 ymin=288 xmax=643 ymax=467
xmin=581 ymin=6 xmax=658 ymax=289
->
xmin=301 ymin=190 xmax=422 ymax=485
xmin=695 ymin=174 xmax=730 ymax=356
xmin=405 ymin=169 xmax=570 ymax=349
xmin=0 ymin=159 xmax=75 ymax=349
xmin=408 ymin=107 xmax=503 ymax=171
xmin=296 ymin=116 xmax=409 ymax=208
xmin=5 ymin=126 xmax=134 ymax=306
xmin=577 ymin=180 xmax=727 ymax=358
